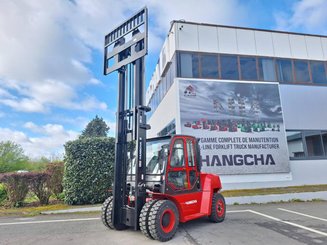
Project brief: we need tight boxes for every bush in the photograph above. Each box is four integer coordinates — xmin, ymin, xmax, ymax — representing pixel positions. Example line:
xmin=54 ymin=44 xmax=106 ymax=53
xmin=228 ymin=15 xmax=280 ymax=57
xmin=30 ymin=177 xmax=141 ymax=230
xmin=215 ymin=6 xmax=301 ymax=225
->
xmin=46 ymin=162 xmax=64 ymax=199
xmin=63 ymin=137 xmax=115 ymax=205
xmin=0 ymin=173 xmax=29 ymax=207
xmin=27 ymin=172 xmax=51 ymax=205
xmin=0 ymin=183 xmax=7 ymax=205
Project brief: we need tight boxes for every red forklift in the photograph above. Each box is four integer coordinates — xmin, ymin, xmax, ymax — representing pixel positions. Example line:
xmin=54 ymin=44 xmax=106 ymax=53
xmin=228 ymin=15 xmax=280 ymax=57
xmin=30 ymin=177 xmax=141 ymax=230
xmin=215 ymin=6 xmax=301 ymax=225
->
xmin=101 ymin=8 xmax=226 ymax=242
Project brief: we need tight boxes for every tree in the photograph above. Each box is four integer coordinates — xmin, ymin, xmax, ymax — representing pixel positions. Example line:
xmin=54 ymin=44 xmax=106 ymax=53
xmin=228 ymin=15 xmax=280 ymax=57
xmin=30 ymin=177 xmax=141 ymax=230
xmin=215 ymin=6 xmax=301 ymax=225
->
xmin=80 ymin=115 xmax=110 ymax=138
xmin=0 ymin=141 xmax=28 ymax=173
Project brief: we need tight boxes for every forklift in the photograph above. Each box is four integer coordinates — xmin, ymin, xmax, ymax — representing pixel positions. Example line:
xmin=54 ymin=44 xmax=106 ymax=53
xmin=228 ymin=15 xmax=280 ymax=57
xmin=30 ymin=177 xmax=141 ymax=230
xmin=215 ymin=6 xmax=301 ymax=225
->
xmin=101 ymin=8 xmax=226 ymax=242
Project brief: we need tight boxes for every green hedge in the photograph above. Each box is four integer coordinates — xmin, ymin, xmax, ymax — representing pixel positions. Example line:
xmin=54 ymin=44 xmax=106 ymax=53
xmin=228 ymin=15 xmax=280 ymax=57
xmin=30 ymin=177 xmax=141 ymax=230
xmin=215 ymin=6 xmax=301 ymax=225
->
xmin=63 ymin=137 xmax=115 ymax=205
xmin=0 ymin=183 xmax=7 ymax=205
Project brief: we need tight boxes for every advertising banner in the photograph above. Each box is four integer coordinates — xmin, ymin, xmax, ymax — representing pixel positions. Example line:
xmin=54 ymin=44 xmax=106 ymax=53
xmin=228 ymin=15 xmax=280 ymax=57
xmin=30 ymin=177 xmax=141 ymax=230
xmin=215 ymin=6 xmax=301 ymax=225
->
xmin=179 ymin=79 xmax=290 ymax=175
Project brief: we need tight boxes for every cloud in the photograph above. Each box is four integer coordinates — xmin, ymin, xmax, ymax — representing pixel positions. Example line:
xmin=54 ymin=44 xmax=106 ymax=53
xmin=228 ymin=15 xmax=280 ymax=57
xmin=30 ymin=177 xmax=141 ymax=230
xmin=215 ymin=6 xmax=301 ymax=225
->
xmin=275 ymin=0 xmax=327 ymax=34
xmin=0 ymin=123 xmax=79 ymax=159
xmin=0 ymin=0 xmax=250 ymax=114
xmin=0 ymin=0 xmax=111 ymax=113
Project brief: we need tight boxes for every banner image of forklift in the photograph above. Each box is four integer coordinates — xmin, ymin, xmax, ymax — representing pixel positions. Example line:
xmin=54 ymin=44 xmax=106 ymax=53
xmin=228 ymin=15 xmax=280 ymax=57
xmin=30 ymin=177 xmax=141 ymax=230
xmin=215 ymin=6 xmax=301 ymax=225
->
xmin=179 ymin=79 xmax=290 ymax=175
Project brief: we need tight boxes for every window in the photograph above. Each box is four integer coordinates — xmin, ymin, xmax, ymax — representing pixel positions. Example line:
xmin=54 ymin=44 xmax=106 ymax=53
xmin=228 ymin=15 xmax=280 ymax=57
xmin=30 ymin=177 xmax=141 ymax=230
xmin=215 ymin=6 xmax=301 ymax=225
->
xmin=310 ymin=61 xmax=327 ymax=84
xmin=158 ymin=81 xmax=162 ymax=102
xmin=170 ymin=139 xmax=185 ymax=167
xmin=240 ymin=56 xmax=257 ymax=80
xmin=322 ymin=132 xmax=327 ymax=155
xmin=294 ymin=60 xmax=310 ymax=83
xmin=168 ymin=139 xmax=187 ymax=189
xmin=220 ymin=55 xmax=239 ymax=80
xmin=186 ymin=140 xmax=195 ymax=167
xmin=157 ymin=120 xmax=176 ymax=137
xmin=258 ymin=58 xmax=276 ymax=81
xmin=286 ymin=131 xmax=305 ymax=158
xmin=276 ymin=59 xmax=293 ymax=82
xmin=200 ymin=54 xmax=218 ymax=79
xmin=304 ymin=131 xmax=324 ymax=157
xmin=167 ymin=171 xmax=187 ymax=189
xmin=175 ymin=51 xmax=327 ymax=84
xmin=189 ymin=170 xmax=197 ymax=187
xmin=178 ymin=53 xmax=199 ymax=78
xmin=287 ymin=130 xmax=327 ymax=159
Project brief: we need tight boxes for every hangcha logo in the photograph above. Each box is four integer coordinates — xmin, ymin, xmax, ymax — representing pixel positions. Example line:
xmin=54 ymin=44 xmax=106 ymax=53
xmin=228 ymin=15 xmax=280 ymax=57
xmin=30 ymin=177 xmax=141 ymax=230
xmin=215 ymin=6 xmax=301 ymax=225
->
xmin=184 ymin=85 xmax=196 ymax=96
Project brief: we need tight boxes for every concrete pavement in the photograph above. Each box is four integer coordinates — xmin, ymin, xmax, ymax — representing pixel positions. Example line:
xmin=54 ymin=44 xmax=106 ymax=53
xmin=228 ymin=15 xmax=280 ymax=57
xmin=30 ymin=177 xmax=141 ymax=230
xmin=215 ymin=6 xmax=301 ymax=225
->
xmin=1 ymin=202 xmax=326 ymax=245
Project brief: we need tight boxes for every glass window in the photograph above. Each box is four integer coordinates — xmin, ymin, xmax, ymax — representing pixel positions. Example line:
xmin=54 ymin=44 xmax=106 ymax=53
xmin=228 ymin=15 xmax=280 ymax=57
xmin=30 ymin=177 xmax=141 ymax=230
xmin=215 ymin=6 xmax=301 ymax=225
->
xmin=294 ymin=60 xmax=310 ymax=82
xmin=186 ymin=140 xmax=195 ymax=167
xmin=286 ymin=131 xmax=305 ymax=158
xmin=179 ymin=53 xmax=199 ymax=78
xmin=240 ymin=56 xmax=257 ymax=80
xmin=162 ymin=76 xmax=167 ymax=98
xmin=276 ymin=59 xmax=293 ymax=82
xmin=322 ymin=132 xmax=327 ymax=156
xmin=200 ymin=54 xmax=218 ymax=79
xmin=304 ymin=131 xmax=324 ymax=157
xmin=258 ymin=58 xmax=276 ymax=81
xmin=189 ymin=170 xmax=197 ymax=187
xmin=170 ymin=139 xmax=185 ymax=167
xmin=158 ymin=82 xmax=162 ymax=102
xmin=168 ymin=171 xmax=187 ymax=189
xmin=310 ymin=61 xmax=327 ymax=84
xmin=220 ymin=55 xmax=239 ymax=80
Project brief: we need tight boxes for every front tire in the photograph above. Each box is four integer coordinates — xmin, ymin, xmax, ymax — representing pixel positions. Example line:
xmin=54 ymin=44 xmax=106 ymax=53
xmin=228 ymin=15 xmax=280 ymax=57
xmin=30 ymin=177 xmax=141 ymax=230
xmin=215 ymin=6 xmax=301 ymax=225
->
xmin=209 ymin=193 xmax=226 ymax=223
xmin=101 ymin=196 xmax=127 ymax=230
xmin=101 ymin=196 xmax=114 ymax=229
xmin=139 ymin=200 xmax=158 ymax=239
xmin=148 ymin=200 xmax=179 ymax=242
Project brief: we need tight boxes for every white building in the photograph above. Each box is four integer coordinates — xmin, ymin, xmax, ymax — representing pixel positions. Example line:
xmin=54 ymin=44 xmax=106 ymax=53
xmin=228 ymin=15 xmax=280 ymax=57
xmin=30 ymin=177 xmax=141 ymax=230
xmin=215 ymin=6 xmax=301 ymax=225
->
xmin=146 ymin=21 xmax=327 ymax=190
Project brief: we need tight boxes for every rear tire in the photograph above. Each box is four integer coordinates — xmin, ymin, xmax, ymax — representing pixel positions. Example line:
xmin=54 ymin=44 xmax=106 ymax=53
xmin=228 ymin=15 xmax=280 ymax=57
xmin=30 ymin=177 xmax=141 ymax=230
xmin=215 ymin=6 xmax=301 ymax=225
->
xmin=209 ymin=193 xmax=226 ymax=223
xmin=139 ymin=200 xmax=158 ymax=239
xmin=148 ymin=200 xmax=179 ymax=242
xmin=101 ymin=196 xmax=114 ymax=229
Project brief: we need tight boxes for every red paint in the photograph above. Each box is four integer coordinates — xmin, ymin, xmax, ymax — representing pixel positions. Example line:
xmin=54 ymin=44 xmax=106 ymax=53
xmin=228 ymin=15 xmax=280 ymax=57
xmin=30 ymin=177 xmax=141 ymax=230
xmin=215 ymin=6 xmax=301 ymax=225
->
xmin=160 ymin=209 xmax=175 ymax=233
xmin=216 ymin=198 xmax=225 ymax=217
xmin=150 ymin=135 xmax=224 ymax=224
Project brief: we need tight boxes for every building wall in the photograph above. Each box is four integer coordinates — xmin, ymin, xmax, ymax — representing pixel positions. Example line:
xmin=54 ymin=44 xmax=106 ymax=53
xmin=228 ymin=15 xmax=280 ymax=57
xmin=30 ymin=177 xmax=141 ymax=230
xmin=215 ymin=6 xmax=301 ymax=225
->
xmin=222 ymin=160 xmax=327 ymax=190
xmin=280 ymin=84 xmax=327 ymax=130
xmin=174 ymin=22 xmax=327 ymax=60
xmin=148 ymin=81 xmax=178 ymax=138
xmin=147 ymin=22 xmax=327 ymax=189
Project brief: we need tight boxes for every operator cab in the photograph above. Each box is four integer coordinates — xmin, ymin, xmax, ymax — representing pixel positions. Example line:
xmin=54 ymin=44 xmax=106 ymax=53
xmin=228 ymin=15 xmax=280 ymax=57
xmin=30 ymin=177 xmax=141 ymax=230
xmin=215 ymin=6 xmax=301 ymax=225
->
xmin=145 ymin=135 xmax=202 ymax=194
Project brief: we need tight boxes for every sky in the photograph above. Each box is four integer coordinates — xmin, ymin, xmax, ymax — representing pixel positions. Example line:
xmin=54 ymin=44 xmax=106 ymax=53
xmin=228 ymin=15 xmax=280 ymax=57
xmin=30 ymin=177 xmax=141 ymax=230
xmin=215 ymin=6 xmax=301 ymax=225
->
xmin=0 ymin=0 xmax=326 ymax=159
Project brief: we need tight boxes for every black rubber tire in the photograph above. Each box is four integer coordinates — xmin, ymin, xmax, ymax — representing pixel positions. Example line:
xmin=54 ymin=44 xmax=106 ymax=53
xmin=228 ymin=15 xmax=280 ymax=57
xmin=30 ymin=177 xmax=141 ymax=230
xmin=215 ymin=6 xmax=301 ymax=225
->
xmin=209 ymin=193 xmax=226 ymax=223
xmin=101 ymin=196 xmax=114 ymax=229
xmin=148 ymin=200 xmax=179 ymax=242
xmin=139 ymin=200 xmax=158 ymax=239
xmin=106 ymin=200 xmax=127 ymax=230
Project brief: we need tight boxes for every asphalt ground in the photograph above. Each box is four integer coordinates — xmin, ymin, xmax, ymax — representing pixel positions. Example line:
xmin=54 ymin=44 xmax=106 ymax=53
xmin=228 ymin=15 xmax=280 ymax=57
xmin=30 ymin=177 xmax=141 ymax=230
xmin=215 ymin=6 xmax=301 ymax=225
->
xmin=0 ymin=201 xmax=326 ymax=245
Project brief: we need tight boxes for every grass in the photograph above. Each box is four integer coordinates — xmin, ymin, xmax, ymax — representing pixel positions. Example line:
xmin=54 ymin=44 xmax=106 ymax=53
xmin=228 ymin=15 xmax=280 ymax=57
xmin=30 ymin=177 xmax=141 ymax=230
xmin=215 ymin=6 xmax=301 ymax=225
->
xmin=0 ymin=203 xmax=71 ymax=217
xmin=1 ymin=184 xmax=326 ymax=216
xmin=221 ymin=184 xmax=327 ymax=197
xmin=0 ymin=202 xmax=102 ymax=217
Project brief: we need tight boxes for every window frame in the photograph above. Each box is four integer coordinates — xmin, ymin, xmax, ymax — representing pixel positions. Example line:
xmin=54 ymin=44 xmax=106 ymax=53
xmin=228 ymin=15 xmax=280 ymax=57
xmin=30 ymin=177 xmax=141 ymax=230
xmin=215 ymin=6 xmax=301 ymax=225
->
xmin=286 ymin=130 xmax=327 ymax=160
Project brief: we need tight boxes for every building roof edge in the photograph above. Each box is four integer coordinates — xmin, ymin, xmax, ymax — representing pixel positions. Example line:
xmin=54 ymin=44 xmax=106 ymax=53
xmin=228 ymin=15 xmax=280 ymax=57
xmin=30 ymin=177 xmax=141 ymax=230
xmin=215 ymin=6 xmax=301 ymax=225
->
xmin=169 ymin=20 xmax=327 ymax=38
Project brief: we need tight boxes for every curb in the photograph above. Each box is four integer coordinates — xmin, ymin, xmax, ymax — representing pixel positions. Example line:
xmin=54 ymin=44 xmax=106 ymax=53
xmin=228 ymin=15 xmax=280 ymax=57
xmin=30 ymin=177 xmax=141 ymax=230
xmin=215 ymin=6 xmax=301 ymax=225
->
xmin=41 ymin=206 xmax=101 ymax=214
xmin=41 ymin=191 xmax=327 ymax=214
xmin=225 ymin=191 xmax=327 ymax=205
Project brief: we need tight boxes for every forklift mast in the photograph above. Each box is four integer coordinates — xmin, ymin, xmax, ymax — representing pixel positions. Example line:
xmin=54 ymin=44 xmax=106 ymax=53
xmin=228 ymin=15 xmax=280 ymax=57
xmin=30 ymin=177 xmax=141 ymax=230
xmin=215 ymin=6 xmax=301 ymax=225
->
xmin=103 ymin=7 xmax=149 ymax=230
